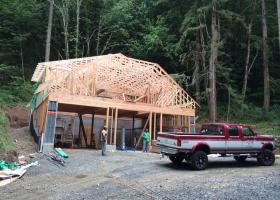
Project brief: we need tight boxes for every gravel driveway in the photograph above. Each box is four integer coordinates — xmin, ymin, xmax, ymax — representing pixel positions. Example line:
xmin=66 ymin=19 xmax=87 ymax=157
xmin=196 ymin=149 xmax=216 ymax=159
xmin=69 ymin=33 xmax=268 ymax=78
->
xmin=1 ymin=150 xmax=279 ymax=200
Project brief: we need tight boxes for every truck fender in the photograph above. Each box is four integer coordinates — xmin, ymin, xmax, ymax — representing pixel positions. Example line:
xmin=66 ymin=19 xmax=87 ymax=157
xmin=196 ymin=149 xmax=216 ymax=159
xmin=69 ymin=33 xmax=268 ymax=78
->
xmin=192 ymin=142 xmax=210 ymax=154
xmin=261 ymin=143 xmax=274 ymax=151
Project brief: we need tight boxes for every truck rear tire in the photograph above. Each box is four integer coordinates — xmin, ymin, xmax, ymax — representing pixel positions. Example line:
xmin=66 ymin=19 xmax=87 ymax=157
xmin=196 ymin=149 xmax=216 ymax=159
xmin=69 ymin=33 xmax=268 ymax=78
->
xmin=169 ymin=154 xmax=184 ymax=165
xmin=234 ymin=156 xmax=247 ymax=162
xmin=191 ymin=151 xmax=208 ymax=170
xmin=257 ymin=149 xmax=275 ymax=166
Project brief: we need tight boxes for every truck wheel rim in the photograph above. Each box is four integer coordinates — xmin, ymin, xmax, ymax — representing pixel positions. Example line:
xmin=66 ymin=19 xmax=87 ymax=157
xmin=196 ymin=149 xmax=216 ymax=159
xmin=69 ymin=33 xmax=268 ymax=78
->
xmin=196 ymin=155 xmax=206 ymax=168
xmin=263 ymin=152 xmax=273 ymax=164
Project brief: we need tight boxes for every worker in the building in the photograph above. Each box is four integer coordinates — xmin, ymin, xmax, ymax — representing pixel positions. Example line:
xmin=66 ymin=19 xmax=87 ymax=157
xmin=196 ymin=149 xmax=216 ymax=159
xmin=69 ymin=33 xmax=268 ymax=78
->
xmin=101 ymin=126 xmax=108 ymax=156
xmin=142 ymin=128 xmax=150 ymax=152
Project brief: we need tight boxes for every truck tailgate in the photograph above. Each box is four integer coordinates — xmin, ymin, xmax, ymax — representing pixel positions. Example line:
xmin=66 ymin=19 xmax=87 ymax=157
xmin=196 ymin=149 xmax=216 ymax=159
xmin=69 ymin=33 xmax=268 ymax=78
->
xmin=157 ymin=136 xmax=178 ymax=147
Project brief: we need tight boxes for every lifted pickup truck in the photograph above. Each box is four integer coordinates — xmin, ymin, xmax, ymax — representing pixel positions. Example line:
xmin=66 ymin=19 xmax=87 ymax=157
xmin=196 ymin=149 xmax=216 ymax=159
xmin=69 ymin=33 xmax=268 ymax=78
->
xmin=157 ymin=123 xmax=276 ymax=170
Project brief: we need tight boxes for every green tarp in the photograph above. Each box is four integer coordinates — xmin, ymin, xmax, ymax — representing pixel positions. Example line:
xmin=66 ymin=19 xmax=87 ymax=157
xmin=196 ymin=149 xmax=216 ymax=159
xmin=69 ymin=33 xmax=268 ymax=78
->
xmin=0 ymin=160 xmax=20 ymax=170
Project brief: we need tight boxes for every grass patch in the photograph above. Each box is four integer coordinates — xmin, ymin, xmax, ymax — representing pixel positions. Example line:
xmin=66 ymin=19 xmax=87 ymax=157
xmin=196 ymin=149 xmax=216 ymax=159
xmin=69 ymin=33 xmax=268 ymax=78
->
xmin=0 ymin=110 xmax=15 ymax=152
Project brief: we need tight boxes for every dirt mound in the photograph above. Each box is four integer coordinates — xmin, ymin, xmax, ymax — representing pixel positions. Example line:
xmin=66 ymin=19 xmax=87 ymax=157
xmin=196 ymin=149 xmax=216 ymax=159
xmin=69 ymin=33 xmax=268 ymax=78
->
xmin=0 ymin=127 xmax=36 ymax=161
xmin=5 ymin=107 xmax=29 ymax=128
xmin=9 ymin=127 xmax=36 ymax=156
xmin=0 ymin=150 xmax=18 ymax=162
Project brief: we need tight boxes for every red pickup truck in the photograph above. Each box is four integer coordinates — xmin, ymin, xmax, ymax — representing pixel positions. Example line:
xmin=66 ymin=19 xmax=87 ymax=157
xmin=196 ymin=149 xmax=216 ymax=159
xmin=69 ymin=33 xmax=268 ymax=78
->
xmin=157 ymin=123 xmax=276 ymax=170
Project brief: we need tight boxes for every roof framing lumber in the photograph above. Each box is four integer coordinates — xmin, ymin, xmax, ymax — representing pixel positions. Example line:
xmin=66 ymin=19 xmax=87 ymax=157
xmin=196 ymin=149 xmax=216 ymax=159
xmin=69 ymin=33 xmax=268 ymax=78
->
xmin=31 ymin=53 xmax=198 ymax=117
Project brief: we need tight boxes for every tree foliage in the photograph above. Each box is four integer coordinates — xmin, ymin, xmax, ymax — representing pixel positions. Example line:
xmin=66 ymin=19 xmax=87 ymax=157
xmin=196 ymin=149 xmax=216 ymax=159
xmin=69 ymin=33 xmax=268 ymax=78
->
xmin=0 ymin=0 xmax=279 ymax=121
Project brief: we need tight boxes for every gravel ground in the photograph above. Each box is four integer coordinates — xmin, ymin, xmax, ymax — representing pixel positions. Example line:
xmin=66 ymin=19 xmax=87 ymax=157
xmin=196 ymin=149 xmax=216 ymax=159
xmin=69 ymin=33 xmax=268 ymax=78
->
xmin=1 ymin=149 xmax=279 ymax=200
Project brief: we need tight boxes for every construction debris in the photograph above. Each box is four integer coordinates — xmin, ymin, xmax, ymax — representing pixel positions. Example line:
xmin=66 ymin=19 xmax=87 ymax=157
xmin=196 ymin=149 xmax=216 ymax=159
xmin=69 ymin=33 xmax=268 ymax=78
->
xmin=18 ymin=155 xmax=27 ymax=165
xmin=44 ymin=151 xmax=66 ymax=167
xmin=0 ymin=161 xmax=39 ymax=187
xmin=0 ymin=160 xmax=20 ymax=170
xmin=54 ymin=148 xmax=68 ymax=158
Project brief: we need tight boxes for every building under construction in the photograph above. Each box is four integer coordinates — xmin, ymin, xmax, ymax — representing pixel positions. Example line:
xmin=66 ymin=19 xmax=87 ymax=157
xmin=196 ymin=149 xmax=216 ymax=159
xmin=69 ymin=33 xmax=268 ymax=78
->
xmin=29 ymin=54 xmax=198 ymax=152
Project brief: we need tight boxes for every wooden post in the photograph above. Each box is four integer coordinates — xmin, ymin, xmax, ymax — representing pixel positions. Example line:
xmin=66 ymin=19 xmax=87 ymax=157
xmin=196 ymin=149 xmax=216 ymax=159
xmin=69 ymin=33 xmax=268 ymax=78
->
xmin=153 ymin=112 xmax=156 ymax=140
xmin=135 ymin=113 xmax=151 ymax=148
xmin=105 ymin=107 xmax=110 ymax=141
xmin=106 ymin=107 xmax=109 ymax=129
xmin=110 ymin=108 xmax=114 ymax=144
xmin=78 ymin=116 xmax=81 ymax=147
xmin=78 ymin=113 xmax=88 ymax=147
xmin=91 ymin=112 xmax=95 ymax=146
xmin=188 ymin=116 xmax=190 ymax=133
xmin=114 ymin=108 xmax=118 ymax=145
xmin=149 ymin=112 xmax=152 ymax=144
xmin=160 ymin=112 xmax=163 ymax=132
xmin=132 ymin=115 xmax=135 ymax=146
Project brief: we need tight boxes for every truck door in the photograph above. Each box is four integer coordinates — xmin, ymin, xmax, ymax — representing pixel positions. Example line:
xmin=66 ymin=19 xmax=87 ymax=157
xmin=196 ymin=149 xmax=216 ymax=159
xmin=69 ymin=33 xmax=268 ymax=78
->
xmin=241 ymin=127 xmax=255 ymax=150
xmin=226 ymin=125 xmax=242 ymax=153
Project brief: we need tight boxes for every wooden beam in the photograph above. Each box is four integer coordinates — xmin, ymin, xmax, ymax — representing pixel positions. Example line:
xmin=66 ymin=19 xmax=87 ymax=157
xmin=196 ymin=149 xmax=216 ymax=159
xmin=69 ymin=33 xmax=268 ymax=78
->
xmin=96 ymin=89 xmax=105 ymax=95
xmin=132 ymin=115 xmax=135 ymax=146
xmin=91 ymin=112 xmax=95 ymax=147
xmin=113 ymin=108 xmax=118 ymax=145
xmin=188 ymin=116 xmax=190 ymax=133
xmin=53 ymin=95 xmax=196 ymax=116
xmin=78 ymin=113 xmax=88 ymax=147
xmin=153 ymin=112 xmax=156 ymax=140
xmin=133 ymin=95 xmax=146 ymax=102
xmin=135 ymin=113 xmax=151 ymax=148
xmin=106 ymin=107 xmax=109 ymax=129
xmin=149 ymin=112 xmax=152 ymax=144
xmin=110 ymin=108 xmax=114 ymax=144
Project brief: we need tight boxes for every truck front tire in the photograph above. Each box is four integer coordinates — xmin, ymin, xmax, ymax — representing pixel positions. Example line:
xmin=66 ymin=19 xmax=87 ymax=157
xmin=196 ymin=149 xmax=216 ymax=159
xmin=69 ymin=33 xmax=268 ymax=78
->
xmin=257 ymin=149 xmax=275 ymax=166
xmin=169 ymin=154 xmax=184 ymax=165
xmin=191 ymin=151 xmax=208 ymax=170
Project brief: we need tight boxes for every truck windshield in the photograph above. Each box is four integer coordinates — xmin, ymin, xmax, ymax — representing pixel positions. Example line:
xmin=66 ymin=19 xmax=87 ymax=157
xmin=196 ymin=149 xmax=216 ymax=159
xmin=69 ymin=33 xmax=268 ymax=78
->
xmin=200 ymin=125 xmax=224 ymax=135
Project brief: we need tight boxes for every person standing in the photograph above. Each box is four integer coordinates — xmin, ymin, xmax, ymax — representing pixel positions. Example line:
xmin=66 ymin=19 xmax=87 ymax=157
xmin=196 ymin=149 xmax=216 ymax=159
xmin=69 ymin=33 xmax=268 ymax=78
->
xmin=100 ymin=126 xmax=108 ymax=156
xmin=142 ymin=129 xmax=150 ymax=152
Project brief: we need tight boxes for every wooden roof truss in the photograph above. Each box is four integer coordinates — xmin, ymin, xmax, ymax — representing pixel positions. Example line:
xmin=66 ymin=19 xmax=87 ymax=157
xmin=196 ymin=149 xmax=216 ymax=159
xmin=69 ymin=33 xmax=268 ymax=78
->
xmin=32 ymin=54 xmax=198 ymax=110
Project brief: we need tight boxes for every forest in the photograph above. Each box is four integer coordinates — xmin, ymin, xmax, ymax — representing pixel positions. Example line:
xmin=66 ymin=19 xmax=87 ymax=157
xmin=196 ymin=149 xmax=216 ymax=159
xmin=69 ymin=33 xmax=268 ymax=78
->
xmin=0 ymin=0 xmax=280 ymax=131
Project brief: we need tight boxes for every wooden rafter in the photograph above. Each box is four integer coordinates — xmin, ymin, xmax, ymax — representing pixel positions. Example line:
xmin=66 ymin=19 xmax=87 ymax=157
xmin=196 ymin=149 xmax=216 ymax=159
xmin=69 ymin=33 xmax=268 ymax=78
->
xmin=31 ymin=53 xmax=198 ymax=112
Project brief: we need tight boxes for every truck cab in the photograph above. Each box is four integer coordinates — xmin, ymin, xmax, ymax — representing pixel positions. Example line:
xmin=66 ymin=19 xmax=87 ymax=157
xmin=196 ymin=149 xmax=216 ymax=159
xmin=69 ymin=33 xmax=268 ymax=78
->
xmin=157 ymin=123 xmax=276 ymax=170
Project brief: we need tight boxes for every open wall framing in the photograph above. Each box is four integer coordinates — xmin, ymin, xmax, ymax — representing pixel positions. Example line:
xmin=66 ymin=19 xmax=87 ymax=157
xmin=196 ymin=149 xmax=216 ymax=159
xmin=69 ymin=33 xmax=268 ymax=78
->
xmin=30 ymin=54 xmax=198 ymax=152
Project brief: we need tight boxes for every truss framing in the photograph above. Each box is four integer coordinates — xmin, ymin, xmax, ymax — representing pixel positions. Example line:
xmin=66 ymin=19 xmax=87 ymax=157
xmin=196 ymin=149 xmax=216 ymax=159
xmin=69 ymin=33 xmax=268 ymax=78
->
xmin=32 ymin=54 xmax=198 ymax=116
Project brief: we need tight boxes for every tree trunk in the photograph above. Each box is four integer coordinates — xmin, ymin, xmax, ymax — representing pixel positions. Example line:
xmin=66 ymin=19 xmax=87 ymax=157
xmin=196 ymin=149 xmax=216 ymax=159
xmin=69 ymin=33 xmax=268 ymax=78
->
xmin=194 ymin=31 xmax=201 ymax=100
xmin=277 ymin=0 xmax=280 ymax=50
xmin=45 ymin=0 xmax=54 ymax=62
xmin=63 ymin=1 xmax=69 ymax=59
xmin=261 ymin=0 xmax=270 ymax=114
xmin=199 ymin=19 xmax=207 ymax=101
xmin=227 ymin=87 xmax=231 ymax=122
xmin=242 ymin=23 xmax=252 ymax=103
xmin=209 ymin=0 xmax=219 ymax=122
xmin=57 ymin=0 xmax=70 ymax=59
xmin=75 ymin=0 xmax=82 ymax=58
xmin=96 ymin=17 xmax=102 ymax=56
xmin=20 ymin=39 xmax=25 ymax=83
